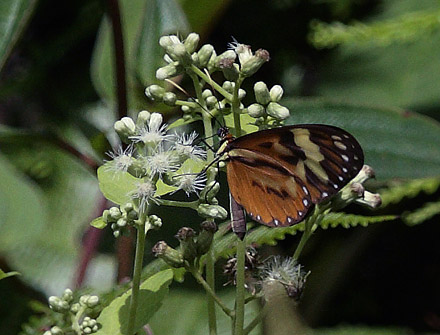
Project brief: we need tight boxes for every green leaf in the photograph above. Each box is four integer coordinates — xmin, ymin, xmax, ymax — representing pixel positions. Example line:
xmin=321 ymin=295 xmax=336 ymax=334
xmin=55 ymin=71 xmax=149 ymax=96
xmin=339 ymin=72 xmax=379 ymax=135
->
xmin=0 ymin=269 xmax=20 ymax=280
xmin=0 ymin=0 xmax=37 ymax=73
xmin=224 ymin=112 xmax=259 ymax=136
xmin=95 ymin=269 xmax=173 ymax=335
xmin=284 ymin=99 xmax=440 ymax=180
xmin=90 ymin=216 xmax=107 ymax=229
xmin=148 ymin=288 xmax=262 ymax=335
xmin=136 ymin=0 xmax=190 ymax=86
xmin=168 ymin=115 xmax=202 ymax=129
xmin=379 ymin=177 xmax=440 ymax=206
xmin=402 ymin=199 xmax=440 ymax=226
xmin=91 ymin=0 xmax=189 ymax=108
xmin=319 ymin=213 xmax=398 ymax=229
xmin=97 ymin=165 xmax=140 ymax=205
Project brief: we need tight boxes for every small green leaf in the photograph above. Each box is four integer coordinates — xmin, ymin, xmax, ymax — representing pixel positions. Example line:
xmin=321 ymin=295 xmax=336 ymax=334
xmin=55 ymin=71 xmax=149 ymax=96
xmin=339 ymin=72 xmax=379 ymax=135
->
xmin=0 ymin=269 xmax=20 ymax=280
xmin=319 ymin=213 xmax=398 ymax=229
xmin=402 ymin=199 xmax=440 ymax=226
xmin=97 ymin=165 xmax=141 ymax=205
xmin=224 ymin=113 xmax=259 ymax=135
xmin=168 ymin=115 xmax=202 ymax=129
xmin=95 ymin=269 xmax=173 ymax=335
xmin=90 ymin=216 xmax=107 ymax=229
xmin=380 ymin=177 xmax=440 ymax=207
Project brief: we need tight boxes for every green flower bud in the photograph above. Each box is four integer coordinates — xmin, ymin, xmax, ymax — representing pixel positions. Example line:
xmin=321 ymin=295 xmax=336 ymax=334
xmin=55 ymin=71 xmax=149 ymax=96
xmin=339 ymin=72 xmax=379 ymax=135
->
xmin=196 ymin=221 xmax=217 ymax=255
xmin=50 ymin=326 xmax=64 ymax=335
xmin=247 ymin=103 xmax=265 ymax=118
xmin=175 ymin=227 xmax=197 ymax=262
xmin=214 ymin=50 xmax=236 ymax=69
xmin=355 ymin=191 xmax=382 ymax=208
xmin=92 ymin=325 xmax=99 ymax=332
xmin=238 ymin=88 xmax=246 ymax=100
xmin=207 ymin=49 xmax=218 ymax=71
xmin=163 ymin=92 xmax=177 ymax=106
xmin=156 ymin=63 xmax=179 ymax=80
xmin=222 ymin=81 xmax=234 ymax=93
xmin=86 ymin=295 xmax=100 ymax=308
xmin=159 ymin=35 xmax=178 ymax=49
xmin=197 ymin=204 xmax=228 ymax=220
xmin=152 ymin=241 xmax=185 ymax=268
xmin=113 ymin=230 xmax=121 ymax=238
xmin=70 ymin=303 xmax=80 ymax=313
xmin=148 ymin=215 xmax=162 ymax=229
xmin=205 ymin=96 xmax=218 ymax=108
xmin=184 ymin=33 xmax=200 ymax=54
xmin=114 ymin=117 xmax=136 ymax=143
xmin=83 ymin=327 xmax=92 ymax=334
xmin=191 ymin=53 xmax=199 ymax=64
xmin=197 ymin=44 xmax=214 ymax=68
xmin=109 ymin=207 xmax=122 ymax=221
xmin=62 ymin=288 xmax=73 ymax=302
xmin=135 ymin=110 xmax=150 ymax=128
xmin=269 ymin=85 xmax=284 ymax=102
xmin=240 ymin=48 xmax=270 ymax=77
xmin=254 ymin=82 xmax=271 ymax=105
xmin=202 ymin=89 xmax=213 ymax=99
xmin=145 ymin=85 xmax=166 ymax=101
xmin=79 ymin=295 xmax=90 ymax=306
xmin=199 ymin=181 xmax=220 ymax=202
xmin=181 ymin=105 xmax=191 ymax=114
xmin=266 ymin=102 xmax=290 ymax=120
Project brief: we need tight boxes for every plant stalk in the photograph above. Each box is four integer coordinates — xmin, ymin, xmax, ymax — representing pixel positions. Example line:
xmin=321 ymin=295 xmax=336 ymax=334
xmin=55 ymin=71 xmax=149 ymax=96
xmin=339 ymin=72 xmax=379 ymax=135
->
xmin=234 ymin=237 xmax=246 ymax=335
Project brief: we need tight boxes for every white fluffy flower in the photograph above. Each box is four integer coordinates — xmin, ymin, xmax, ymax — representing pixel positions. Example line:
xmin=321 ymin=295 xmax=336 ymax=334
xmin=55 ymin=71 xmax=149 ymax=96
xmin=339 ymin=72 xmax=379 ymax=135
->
xmin=104 ymin=146 xmax=134 ymax=175
xmin=129 ymin=180 xmax=158 ymax=213
xmin=146 ymin=147 xmax=178 ymax=176
xmin=173 ymin=171 xmax=207 ymax=197
xmin=130 ymin=112 xmax=172 ymax=146
xmin=174 ymin=131 xmax=206 ymax=161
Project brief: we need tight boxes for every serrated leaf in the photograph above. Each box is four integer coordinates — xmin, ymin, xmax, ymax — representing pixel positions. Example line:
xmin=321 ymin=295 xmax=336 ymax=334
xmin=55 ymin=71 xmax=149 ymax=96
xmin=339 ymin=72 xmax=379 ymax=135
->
xmin=402 ymin=199 xmax=440 ymax=226
xmin=284 ymin=99 xmax=440 ymax=180
xmin=379 ymin=177 xmax=440 ymax=206
xmin=0 ymin=0 xmax=37 ymax=72
xmin=319 ymin=213 xmax=398 ymax=229
xmin=97 ymin=165 xmax=141 ymax=205
xmin=95 ymin=269 xmax=173 ymax=335
xmin=0 ymin=269 xmax=20 ymax=280
xmin=90 ymin=216 xmax=107 ymax=229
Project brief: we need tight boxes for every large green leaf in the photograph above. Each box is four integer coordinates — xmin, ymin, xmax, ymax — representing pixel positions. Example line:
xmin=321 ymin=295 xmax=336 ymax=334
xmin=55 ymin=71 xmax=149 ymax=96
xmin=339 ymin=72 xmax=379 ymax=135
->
xmin=0 ymin=0 xmax=37 ymax=72
xmin=95 ymin=269 xmax=173 ymax=335
xmin=314 ymin=0 xmax=440 ymax=109
xmin=284 ymin=99 xmax=440 ymax=180
xmin=91 ymin=0 xmax=189 ymax=109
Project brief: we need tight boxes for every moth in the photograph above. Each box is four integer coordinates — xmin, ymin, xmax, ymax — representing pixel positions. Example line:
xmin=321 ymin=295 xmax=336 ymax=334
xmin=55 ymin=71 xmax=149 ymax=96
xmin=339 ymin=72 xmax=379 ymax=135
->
xmin=216 ymin=124 xmax=364 ymax=230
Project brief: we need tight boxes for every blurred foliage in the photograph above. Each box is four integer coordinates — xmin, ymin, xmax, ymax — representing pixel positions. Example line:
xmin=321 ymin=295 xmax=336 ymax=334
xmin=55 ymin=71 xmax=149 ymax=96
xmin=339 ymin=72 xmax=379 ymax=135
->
xmin=0 ymin=0 xmax=440 ymax=334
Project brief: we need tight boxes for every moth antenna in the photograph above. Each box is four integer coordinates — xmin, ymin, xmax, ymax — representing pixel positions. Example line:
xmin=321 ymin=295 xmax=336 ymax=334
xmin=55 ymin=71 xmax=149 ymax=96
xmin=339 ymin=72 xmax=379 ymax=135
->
xmin=165 ymin=78 xmax=190 ymax=96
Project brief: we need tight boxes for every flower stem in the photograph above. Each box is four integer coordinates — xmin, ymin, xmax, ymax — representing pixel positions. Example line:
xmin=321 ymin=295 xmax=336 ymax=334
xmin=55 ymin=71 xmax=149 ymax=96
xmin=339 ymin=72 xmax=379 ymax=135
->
xmin=292 ymin=209 xmax=320 ymax=260
xmin=126 ymin=214 xmax=149 ymax=335
xmin=158 ymin=199 xmax=199 ymax=210
xmin=190 ymin=65 xmax=233 ymax=101
xmin=231 ymin=77 xmax=244 ymax=137
xmin=234 ymin=237 xmax=246 ymax=335
xmin=189 ymin=266 xmax=234 ymax=318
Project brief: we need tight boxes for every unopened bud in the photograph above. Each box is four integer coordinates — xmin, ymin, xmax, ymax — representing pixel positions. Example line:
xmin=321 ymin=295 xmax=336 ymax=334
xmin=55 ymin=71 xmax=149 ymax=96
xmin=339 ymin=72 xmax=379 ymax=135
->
xmin=86 ymin=295 xmax=100 ymax=308
xmin=136 ymin=110 xmax=151 ymax=127
xmin=163 ymin=92 xmax=177 ymax=106
xmin=176 ymin=227 xmax=197 ymax=261
xmin=200 ymin=181 xmax=220 ymax=202
xmin=206 ymin=96 xmax=218 ymax=108
xmin=156 ymin=63 xmax=179 ymax=80
xmin=197 ymin=44 xmax=214 ymax=68
xmin=184 ymin=33 xmax=200 ymax=54
xmin=266 ymin=102 xmax=290 ymax=120
xmin=247 ymin=103 xmax=265 ymax=118
xmin=159 ymin=35 xmax=179 ymax=49
xmin=352 ymin=165 xmax=376 ymax=184
xmin=356 ymin=191 xmax=382 ymax=208
xmin=50 ymin=326 xmax=64 ymax=335
xmin=214 ymin=50 xmax=236 ymax=69
xmin=240 ymin=48 xmax=270 ymax=77
xmin=254 ymin=82 xmax=271 ymax=105
xmin=197 ymin=204 xmax=228 ymax=220
xmin=222 ymin=81 xmax=235 ymax=93
xmin=152 ymin=241 xmax=184 ymax=268
xmin=148 ymin=215 xmax=162 ymax=229
xmin=62 ymin=288 xmax=73 ymax=302
xmin=108 ymin=207 xmax=122 ymax=221
xmin=145 ymin=85 xmax=166 ymax=101
xmin=269 ymin=85 xmax=284 ymax=102
xmin=114 ymin=117 xmax=136 ymax=143
xmin=238 ymin=88 xmax=246 ymax=100
xmin=196 ymin=221 xmax=217 ymax=255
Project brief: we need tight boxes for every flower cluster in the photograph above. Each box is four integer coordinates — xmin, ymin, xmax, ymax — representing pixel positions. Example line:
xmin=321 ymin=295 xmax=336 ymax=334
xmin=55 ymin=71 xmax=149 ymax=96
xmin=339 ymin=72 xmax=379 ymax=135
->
xmin=45 ymin=289 xmax=100 ymax=335
xmin=107 ymin=111 xmax=208 ymax=214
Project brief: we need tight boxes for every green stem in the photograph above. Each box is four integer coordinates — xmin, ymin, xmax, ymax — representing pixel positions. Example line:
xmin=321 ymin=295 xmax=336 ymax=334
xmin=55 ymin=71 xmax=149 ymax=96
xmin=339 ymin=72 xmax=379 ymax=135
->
xmin=231 ymin=77 xmax=244 ymax=137
xmin=190 ymin=267 xmax=234 ymax=317
xmin=71 ymin=305 xmax=88 ymax=335
xmin=126 ymin=214 xmax=148 ymax=335
xmin=158 ymin=199 xmax=199 ymax=209
xmin=293 ymin=210 xmax=320 ymax=260
xmin=190 ymin=65 xmax=233 ymax=101
xmin=234 ymin=237 xmax=246 ymax=335
xmin=206 ymin=246 xmax=217 ymax=335
xmin=243 ymin=304 xmax=268 ymax=335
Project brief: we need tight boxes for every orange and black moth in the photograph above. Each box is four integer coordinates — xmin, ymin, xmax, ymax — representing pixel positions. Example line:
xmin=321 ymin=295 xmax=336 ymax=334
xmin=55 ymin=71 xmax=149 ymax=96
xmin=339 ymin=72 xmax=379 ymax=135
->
xmin=215 ymin=124 xmax=364 ymax=234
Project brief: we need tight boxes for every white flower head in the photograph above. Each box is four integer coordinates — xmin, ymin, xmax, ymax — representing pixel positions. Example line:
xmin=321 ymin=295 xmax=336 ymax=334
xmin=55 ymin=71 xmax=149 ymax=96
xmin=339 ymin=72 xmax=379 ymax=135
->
xmin=146 ymin=146 xmax=179 ymax=177
xmin=173 ymin=171 xmax=207 ymax=197
xmin=129 ymin=180 xmax=158 ymax=213
xmin=174 ymin=131 xmax=207 ymax=161
xmin=104 ymin=145 xmax=134 ymax=176
xmin=228 ymin=38 xmax=253 ymax=66
xmin=130 ymin=112 xmax=172 ymax=146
